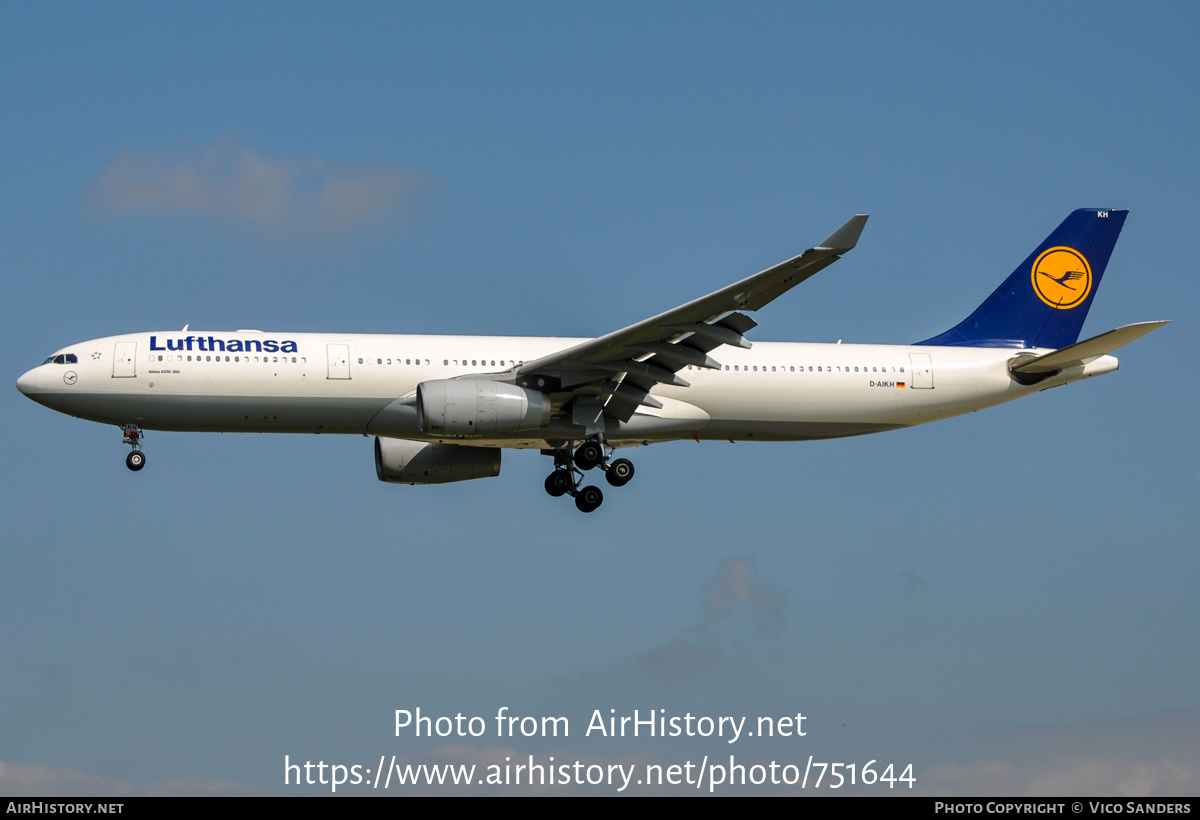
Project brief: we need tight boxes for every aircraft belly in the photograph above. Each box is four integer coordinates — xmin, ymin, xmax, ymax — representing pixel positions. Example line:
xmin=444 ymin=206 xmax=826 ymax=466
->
xmin=700 ymin=420 xmax=906 ymax=441
xmin=678 ymin=366 xmax=1011 ymax=439
xmin=47 ymin=391 xmax=390 ymax=433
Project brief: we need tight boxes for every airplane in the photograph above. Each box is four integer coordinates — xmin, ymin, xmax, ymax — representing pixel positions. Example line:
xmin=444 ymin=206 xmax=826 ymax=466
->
xmin=16 ymin=208 xmax=1167 ymax=512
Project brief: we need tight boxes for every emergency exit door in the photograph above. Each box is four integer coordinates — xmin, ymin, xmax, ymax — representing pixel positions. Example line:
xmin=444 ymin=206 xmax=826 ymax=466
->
xmin=327 ymin=344 xmax=351 ymax=379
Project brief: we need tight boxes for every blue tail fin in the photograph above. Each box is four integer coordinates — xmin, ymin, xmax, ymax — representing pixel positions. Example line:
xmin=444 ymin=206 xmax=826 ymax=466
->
xmin=917 ymin=209 xmax=1128 ymax=349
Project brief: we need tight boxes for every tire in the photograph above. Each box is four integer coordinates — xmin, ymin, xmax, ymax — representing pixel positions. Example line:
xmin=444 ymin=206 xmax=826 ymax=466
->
xmin=574 ymin=440 xmax=603 ymax=471
xmin=544 ymin=471 xmax=572 ymax=497
xmin=126 ymin=451 xmax=146 ymax=472
xmin=605 ymin=458 xmax=634 ymax=487
xmin=575 ymin=485 xmax=603 ymax=513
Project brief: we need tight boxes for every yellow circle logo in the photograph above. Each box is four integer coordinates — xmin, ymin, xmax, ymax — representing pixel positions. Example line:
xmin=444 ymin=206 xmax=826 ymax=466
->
xmin=1031 ymin=246 xmax=1092 ymax=309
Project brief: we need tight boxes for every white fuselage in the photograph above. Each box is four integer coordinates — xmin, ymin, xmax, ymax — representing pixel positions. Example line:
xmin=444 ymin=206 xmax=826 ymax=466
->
xmin=17 ymin=330 xmax=1119 ymax=449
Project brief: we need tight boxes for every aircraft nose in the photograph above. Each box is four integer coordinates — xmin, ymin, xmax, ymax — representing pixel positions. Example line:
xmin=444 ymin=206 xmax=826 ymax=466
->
xmin=16 ymin=367 xmax=38 ymax=396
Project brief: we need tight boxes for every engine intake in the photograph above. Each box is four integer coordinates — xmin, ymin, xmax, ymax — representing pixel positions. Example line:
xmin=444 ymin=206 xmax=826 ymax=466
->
xmin=417 ymin=380 xmax=551 ymax=436
xmin=375 ymin=437 xmax=501 ymax=484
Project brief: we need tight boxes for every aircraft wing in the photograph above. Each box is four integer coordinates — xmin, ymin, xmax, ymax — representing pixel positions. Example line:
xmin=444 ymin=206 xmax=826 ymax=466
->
xmin=515 ymin=214 xmax=868 ymax=421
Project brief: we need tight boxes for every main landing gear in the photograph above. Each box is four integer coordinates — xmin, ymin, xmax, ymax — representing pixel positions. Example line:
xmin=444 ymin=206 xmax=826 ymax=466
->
xmin=122 ymin=423 xmax=146 ymax=471
xmin=542 ymin=438 xmax=636 ymax=513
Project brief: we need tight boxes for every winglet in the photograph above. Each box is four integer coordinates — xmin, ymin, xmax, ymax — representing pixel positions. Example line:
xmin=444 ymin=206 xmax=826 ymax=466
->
xmin=815 ymin=214 xmax=869 ymax=253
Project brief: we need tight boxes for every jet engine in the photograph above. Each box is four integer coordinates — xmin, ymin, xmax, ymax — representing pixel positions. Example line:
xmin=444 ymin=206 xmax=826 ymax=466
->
xmin=374 ymin=437 xmax=501 ymax=484
xmin=416 ymin=379 xmax=550 ymax=436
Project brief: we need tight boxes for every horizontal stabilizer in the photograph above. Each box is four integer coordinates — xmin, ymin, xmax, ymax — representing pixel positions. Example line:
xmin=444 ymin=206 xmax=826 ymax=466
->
xmin=1011 ymin=321 xmax=1169 ymax=374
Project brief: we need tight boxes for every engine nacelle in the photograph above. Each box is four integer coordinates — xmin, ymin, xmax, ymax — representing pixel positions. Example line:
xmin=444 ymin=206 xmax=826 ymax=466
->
xmin=416 ymin=379 xmax=551 ymax=436
xmin=374 ymin=437 xmax=501 ymax=485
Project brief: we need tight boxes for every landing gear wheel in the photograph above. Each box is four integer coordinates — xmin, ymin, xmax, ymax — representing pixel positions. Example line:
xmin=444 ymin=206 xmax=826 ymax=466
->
xmin=126 ymin=451 xmax=146 ymax=472
xmin=605 ymin=458 xmax=634 ymax=487
xmin=574 ymin=440 xmax=604 ymax=471
xmin=544 ymin=470 xmax=572 ymax=497
xmin=575 ymin=485 xmax=603 ymax=513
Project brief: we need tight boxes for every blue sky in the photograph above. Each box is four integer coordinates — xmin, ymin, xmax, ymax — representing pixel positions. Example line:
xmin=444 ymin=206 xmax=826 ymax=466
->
xmin=2 ymin=2 xmax=1198 ymax=795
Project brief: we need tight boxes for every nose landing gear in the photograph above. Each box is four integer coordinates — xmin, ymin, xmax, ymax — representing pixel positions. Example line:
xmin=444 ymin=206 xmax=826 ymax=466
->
xmin=122 ymin=424 xmax=146 ymax=471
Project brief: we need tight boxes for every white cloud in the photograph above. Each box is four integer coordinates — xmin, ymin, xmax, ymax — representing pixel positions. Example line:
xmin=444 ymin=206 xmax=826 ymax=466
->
xmin=703 ymin=555 xmax=785 ymax=632
xmin=918 ymin=756 xmax=1197 ymax=797
xmin=90 ymin=138 xmax=427 ymax=237
xmin=571 ymin=556 xmax=786 ymax=687
xmin=917 ymin=707 xmax=1200 ymax=796
xmin=0 ymin=759 xmax=264 ymax=796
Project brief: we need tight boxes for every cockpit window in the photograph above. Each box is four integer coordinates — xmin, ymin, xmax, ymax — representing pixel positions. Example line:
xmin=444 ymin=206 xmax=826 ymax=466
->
xmin=44 ymin=354 xmax=77 ymax=364
xmin=43 ymin=356 xmax=55 ymax=364
xmin=65 ymin=354 xmax=77 ymax=364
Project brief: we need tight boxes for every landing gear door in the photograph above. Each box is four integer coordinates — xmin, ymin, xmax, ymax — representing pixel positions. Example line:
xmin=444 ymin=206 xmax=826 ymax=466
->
xmin=327 ymin=344 xmax=351 ymax=380
xmin=113 ymin=341 xmax=137 ymax=378
xmin=909 ymin=352 xmax=934 ymax=389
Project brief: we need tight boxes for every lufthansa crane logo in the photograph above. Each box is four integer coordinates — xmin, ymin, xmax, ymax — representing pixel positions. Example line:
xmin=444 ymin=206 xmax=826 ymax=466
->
xmin=1031 ymin=246 xmax=1092 ymax=310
